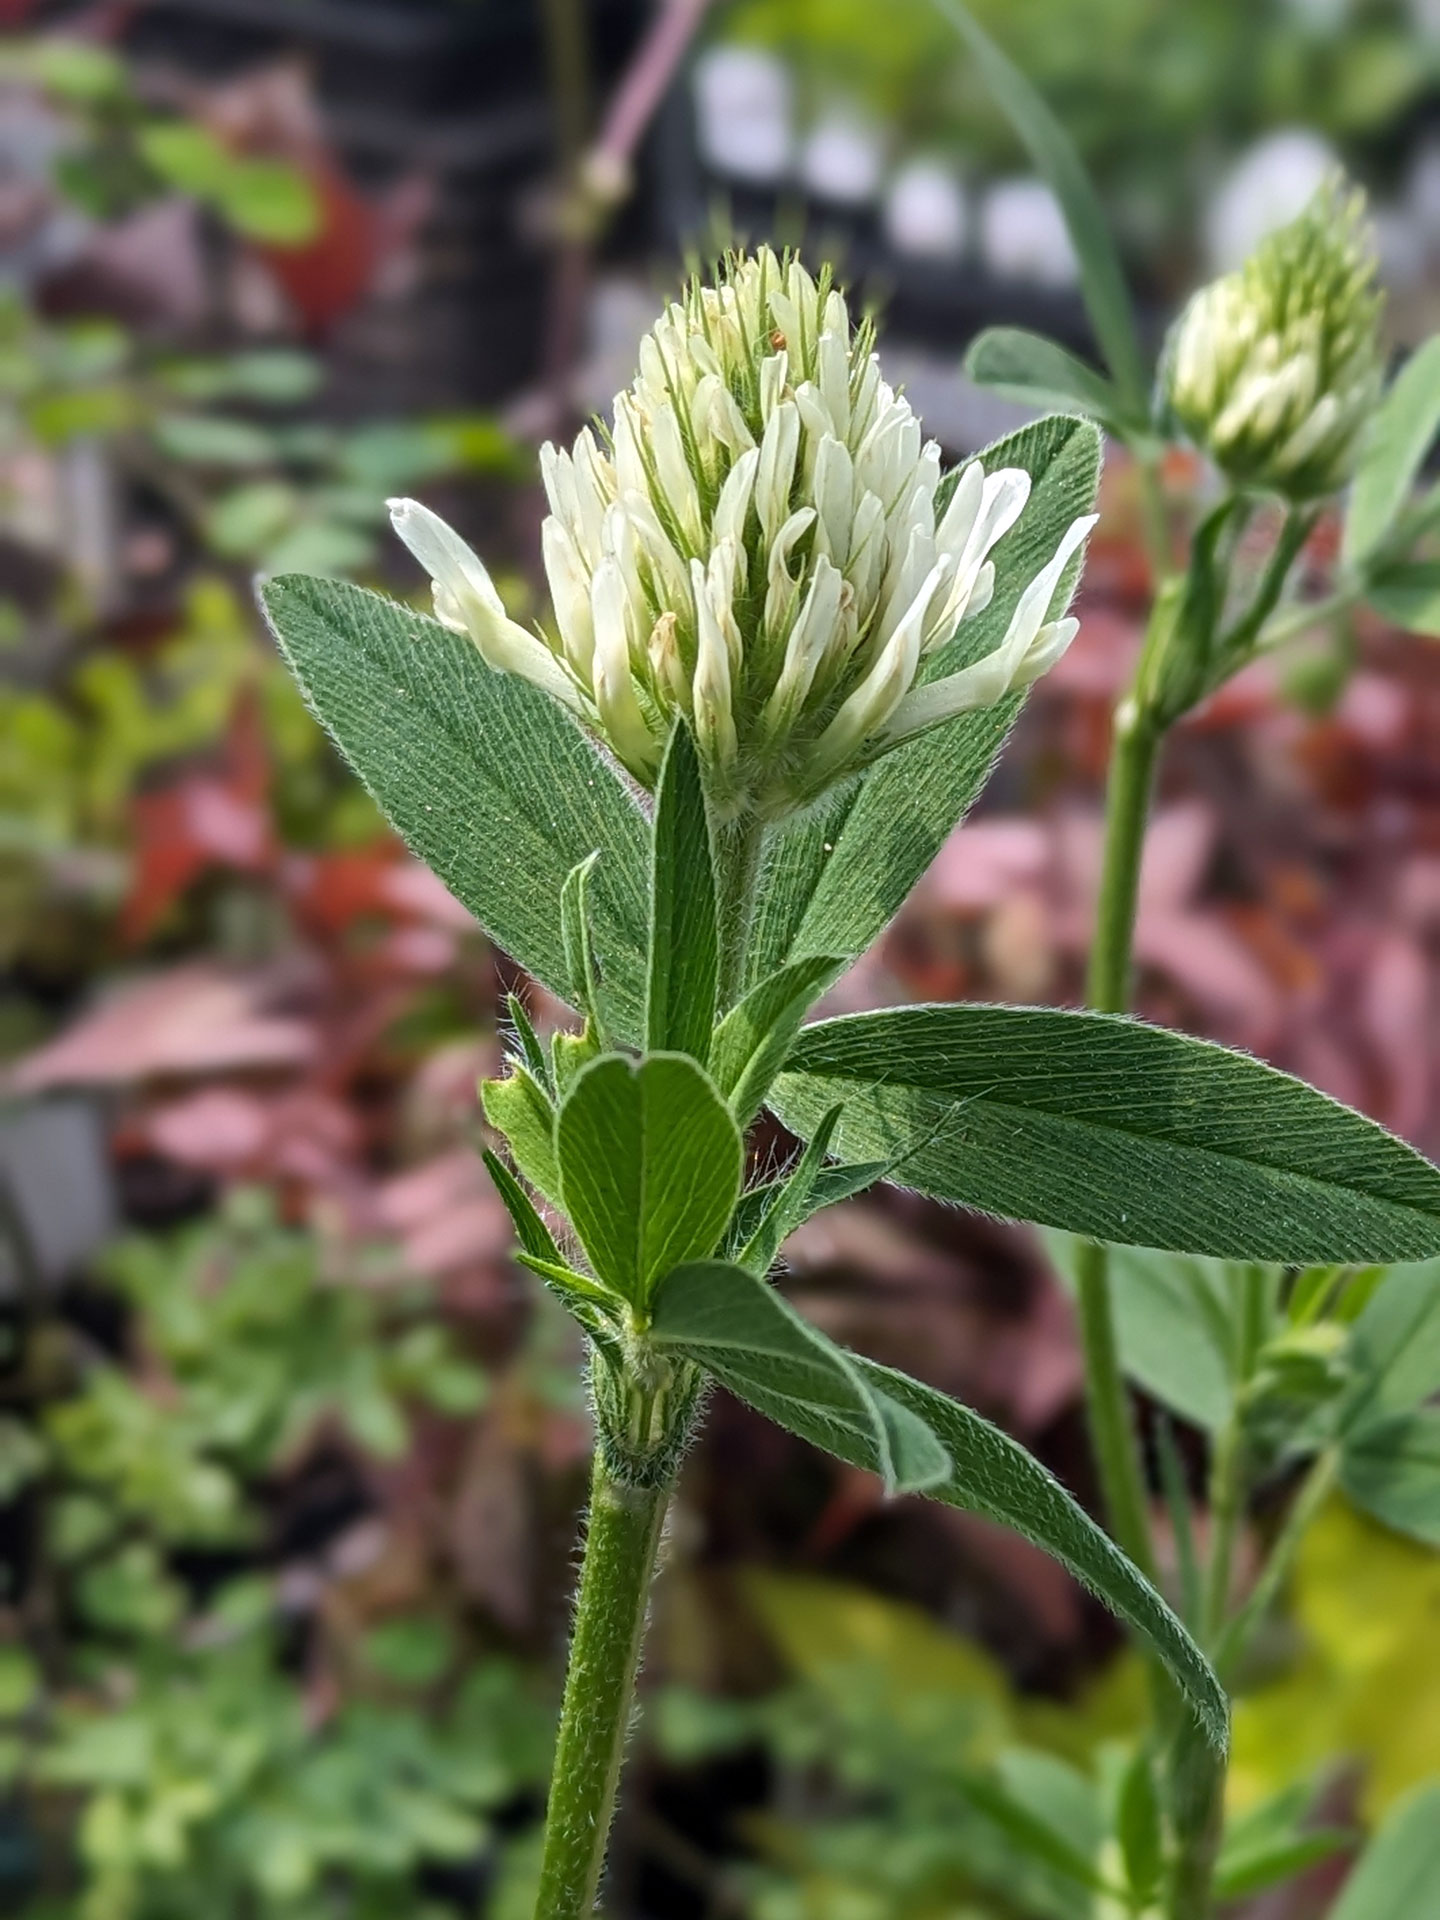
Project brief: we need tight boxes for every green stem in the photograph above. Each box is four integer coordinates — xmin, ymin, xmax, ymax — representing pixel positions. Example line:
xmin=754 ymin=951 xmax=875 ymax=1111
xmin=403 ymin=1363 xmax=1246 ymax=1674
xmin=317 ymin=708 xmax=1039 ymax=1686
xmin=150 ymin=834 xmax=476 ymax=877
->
xmin=1200 ymin=1418 xmax=1244 ymax=1647
xmin=534 ymin=1453 xmax=671 ymax=1920
xmin=712 ymin=813 xmax=766 ymax=1011
xmin=1216 ymin=1448 xmax=1339 ymax=1683
xmin=1077 ymin=698 xmax=1161 ymax=1578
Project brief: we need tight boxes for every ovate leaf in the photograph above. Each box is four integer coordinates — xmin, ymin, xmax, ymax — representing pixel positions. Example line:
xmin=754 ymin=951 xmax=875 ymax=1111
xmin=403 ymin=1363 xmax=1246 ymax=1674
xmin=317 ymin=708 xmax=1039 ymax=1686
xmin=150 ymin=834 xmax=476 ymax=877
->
xmin=1364 ymin=560 xmax=1440 ymax=637
xmin=646 ymin=723 xmax=718 ymax=1059
xmin=965 ymin=327 xmax=1124 ymax=428
xmin=775 ymin=1006 xmax=1440 ymax=1262
xmin=260 ymin=576 xmax=649 ymax=1035
xmin=1344 ymin=337 xmax=1440 ymax=567
xmin=1043 ymin=1232 xmax=1240 ymax=1431
xmin=1341 ymin=1409 xmax=1440 ymax=1547
xmin=1329 ymin=1784 xmax=1440 ymax=1919
xmin=648 ymin=1259 xmax=945 ymax=1494
xmin=1344 ymin=1259 xmax=1440 ymax=1422
xmin=746 ymin=415 xmax=1101 ymax=984
xmin=556 ymin=1055 xmax=741 ymax=1307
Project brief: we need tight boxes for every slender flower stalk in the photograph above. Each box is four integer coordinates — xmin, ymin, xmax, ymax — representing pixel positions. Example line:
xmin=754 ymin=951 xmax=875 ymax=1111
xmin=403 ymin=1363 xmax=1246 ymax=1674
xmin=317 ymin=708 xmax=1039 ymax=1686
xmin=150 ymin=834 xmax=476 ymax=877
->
xmin=391 ymin=248 xmax=1094 ymax=824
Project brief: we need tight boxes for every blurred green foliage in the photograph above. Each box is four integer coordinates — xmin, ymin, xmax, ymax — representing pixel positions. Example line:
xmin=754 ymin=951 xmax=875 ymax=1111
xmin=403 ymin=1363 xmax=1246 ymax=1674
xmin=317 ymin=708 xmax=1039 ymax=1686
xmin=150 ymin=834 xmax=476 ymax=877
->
xmin=0 ymin=1194 xmax=545 ymax=1920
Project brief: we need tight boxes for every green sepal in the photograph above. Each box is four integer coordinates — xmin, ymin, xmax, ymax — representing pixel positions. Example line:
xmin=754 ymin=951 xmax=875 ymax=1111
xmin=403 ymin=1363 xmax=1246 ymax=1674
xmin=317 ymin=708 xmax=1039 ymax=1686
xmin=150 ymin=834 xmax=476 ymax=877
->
xmin=482 ymin=1148 xmax=561 ymax=1266
xmin=515 ymin=1254 xmax=624 ymax=1358
xmin=560 ymin=852 xmax=608 ymax=1048
xmin=551 ymin=1021 xmax=602 ymax=1099
xmin=480 ymin=1065 xmax=561 ymax=1207
xmin=504 ymin=992 xmax=552 ymax=1094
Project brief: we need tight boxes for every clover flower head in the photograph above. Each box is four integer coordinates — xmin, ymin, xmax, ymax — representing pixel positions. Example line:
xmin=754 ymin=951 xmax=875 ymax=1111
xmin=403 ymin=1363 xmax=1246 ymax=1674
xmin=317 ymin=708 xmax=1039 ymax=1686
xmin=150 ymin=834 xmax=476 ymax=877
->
xmin=1165 ymin=179 xmax=1383 ymax=501
xmin=391 ymin=249 xmax=1095 ymax=820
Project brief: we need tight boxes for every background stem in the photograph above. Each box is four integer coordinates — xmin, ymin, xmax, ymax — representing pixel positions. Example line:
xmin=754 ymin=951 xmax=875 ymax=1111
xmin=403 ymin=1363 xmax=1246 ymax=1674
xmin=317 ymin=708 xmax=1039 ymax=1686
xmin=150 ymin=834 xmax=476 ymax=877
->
xmin=1077 ymin=699 xmax=1161 ymax=1574
xmin=534 ymin=1454 xmax=671 ymax=1920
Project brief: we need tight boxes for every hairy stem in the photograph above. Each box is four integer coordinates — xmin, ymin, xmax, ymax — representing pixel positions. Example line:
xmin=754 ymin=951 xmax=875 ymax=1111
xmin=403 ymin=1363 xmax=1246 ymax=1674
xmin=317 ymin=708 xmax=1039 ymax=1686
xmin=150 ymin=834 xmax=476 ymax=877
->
xmin=534 ymin=1454 xmax=671 ymax=1920
xmin=712 ymin=813 xmax=766 ymax=1010
xmin=1077 ymin=697 xmax=1161 ymax=1577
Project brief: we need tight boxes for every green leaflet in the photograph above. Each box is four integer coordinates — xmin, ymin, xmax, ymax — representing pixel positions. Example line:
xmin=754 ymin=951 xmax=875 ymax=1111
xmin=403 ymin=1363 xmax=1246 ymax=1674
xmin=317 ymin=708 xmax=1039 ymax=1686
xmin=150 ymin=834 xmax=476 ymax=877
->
xmin=645 ymin=724 xmax=718 ymax=1060
xmin=851 ymin=1356 xmax=1229 ymax=1754
xmin=708 ymin=956 xmax=844 ymax=1129
xmin=775 ymin=1005 xmax=1440 ymax=1263
xmin=1364 ymin=560 xmax=1440 ymax=637
xmin=746 ymin=414 xmax=1100 ymax=986
xmin=259 ymin=575 xmax=649 ymax=1036
xmin=482 ymin=1149 xmax=561 ymax=1268
xmin=647 ymin=1260 xmax=950 ymax=1496
xmin=1329 ymin=1783 xmax=1440 ymax=1919
xmin=1043 ymin=1233 xmax=1244 ymax=1432
xmin=1340 ymin=1409 xmax=1440 ymax=1547
xmin=1344 ymin=336 xmax=1440 ymax=567
xmin=1344 ymin=1258 xmax=1440 ymax=1424
xmin=556 ymin=1054 xmax=742 ymax=1308
xmin=965 ymin=327 xmax=1125 ymax=432
xmin=481 ymin=1066 xmax=561 ymax=1207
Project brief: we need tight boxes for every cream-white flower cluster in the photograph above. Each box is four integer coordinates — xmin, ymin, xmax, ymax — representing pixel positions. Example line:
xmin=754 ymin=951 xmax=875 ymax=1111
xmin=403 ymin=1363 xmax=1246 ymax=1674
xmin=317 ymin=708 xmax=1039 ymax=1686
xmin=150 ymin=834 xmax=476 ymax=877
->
xmin=391 ymin=249 xmax=1095 ymax=820
xmin=1165 ymin=180 xmax=1382 ymax=501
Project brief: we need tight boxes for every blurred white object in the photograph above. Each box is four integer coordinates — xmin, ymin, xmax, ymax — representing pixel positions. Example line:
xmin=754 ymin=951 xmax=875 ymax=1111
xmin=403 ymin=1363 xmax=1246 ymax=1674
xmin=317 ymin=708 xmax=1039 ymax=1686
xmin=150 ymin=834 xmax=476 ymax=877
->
xmin=1411 ymin=0 xmax=1440 ymax=41
xmin=692 ymin=45 xmax=792 ymax=184
xmin=1203 ymin=129 xmax=1339 ymax=271
xmin=1279 ymin=0 xmax=1352 ymax=31
xmin=799 ymin=112 xmax=884 ymax=206
xmin=1371 ymin=203 xmax=1428 ymax=291
xmin=979 ymin=178 xmax=1078 ymax=287
xmin=1405 ymin=138 xmax=1440 ymax=250
xmin=884 ymin=159 xmax=968 ymax=261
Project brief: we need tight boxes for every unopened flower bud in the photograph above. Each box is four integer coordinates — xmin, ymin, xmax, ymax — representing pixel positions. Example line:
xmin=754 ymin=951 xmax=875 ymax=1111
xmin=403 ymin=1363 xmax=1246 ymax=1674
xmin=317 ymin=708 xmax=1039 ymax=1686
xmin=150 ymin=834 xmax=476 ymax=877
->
xmin=392 ymin=248 xmax=1095 ymax=820
xmin=1164 ymin=179 xmax=1383 ymax=500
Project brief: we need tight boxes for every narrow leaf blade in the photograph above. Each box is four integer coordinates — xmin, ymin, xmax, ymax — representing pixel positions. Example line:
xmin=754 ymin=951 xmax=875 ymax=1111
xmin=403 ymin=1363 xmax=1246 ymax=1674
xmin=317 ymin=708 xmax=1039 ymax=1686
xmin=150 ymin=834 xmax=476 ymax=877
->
xmin=854 ymin=1356 xmax=1229 ymax=1753
xmin=1364 ymin=560 xmax=1440 ymax=636
xmin=776 ymin=1005 xmax=1440 ymax=1262
xmin=933 ymin=0 xmax=1147 ymax=411
xmin=260 ymin=575 xmax=649 ymax=1035
xmin=646 ymin=723 xmax=719 ymax=1058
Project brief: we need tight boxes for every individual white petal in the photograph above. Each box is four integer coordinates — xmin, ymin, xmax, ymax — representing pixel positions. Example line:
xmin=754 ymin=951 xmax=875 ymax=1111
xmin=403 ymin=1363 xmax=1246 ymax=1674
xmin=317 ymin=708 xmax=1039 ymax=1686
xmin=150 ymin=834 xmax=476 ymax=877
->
xmin=591 ymin=558 xmax=658 ymax=775
xmin=816 ymin=328 xmax=851 ymax=440
xmin=541 ymin=517 xmax=595 ymax=685
xmin=805 ymin=562 xmax=943 ymax=784
xmin=759 ymin=349 xmax=790 ymax=423
xmin=933 ymin=459 xmax=984 ymax=559
xmin=617 ymin=491 xmax=691 ymax=612
xmin=389 ymin=498 xmax=504 ymax=619
xmin=811 ymin=434 xmax=855 ymax=568
xmin=876 ymin=521 xmax=939 ymax=645
xmin=763 ymin=506 xmax=817 ymax=639
xmin=761 ymin=555 xmax=845 ymax=734
xmin=712 ymin=447 xmax=760 ymax=556
xmin=756 ymin=401 xmax=800 ymax=541
xmin=690 ymin=557 xmax=739 ymax=772
xmin=845 ymin=491 xmax=887 ymax=621
xmin=650 ymin=402 xmax=705 ymax=546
